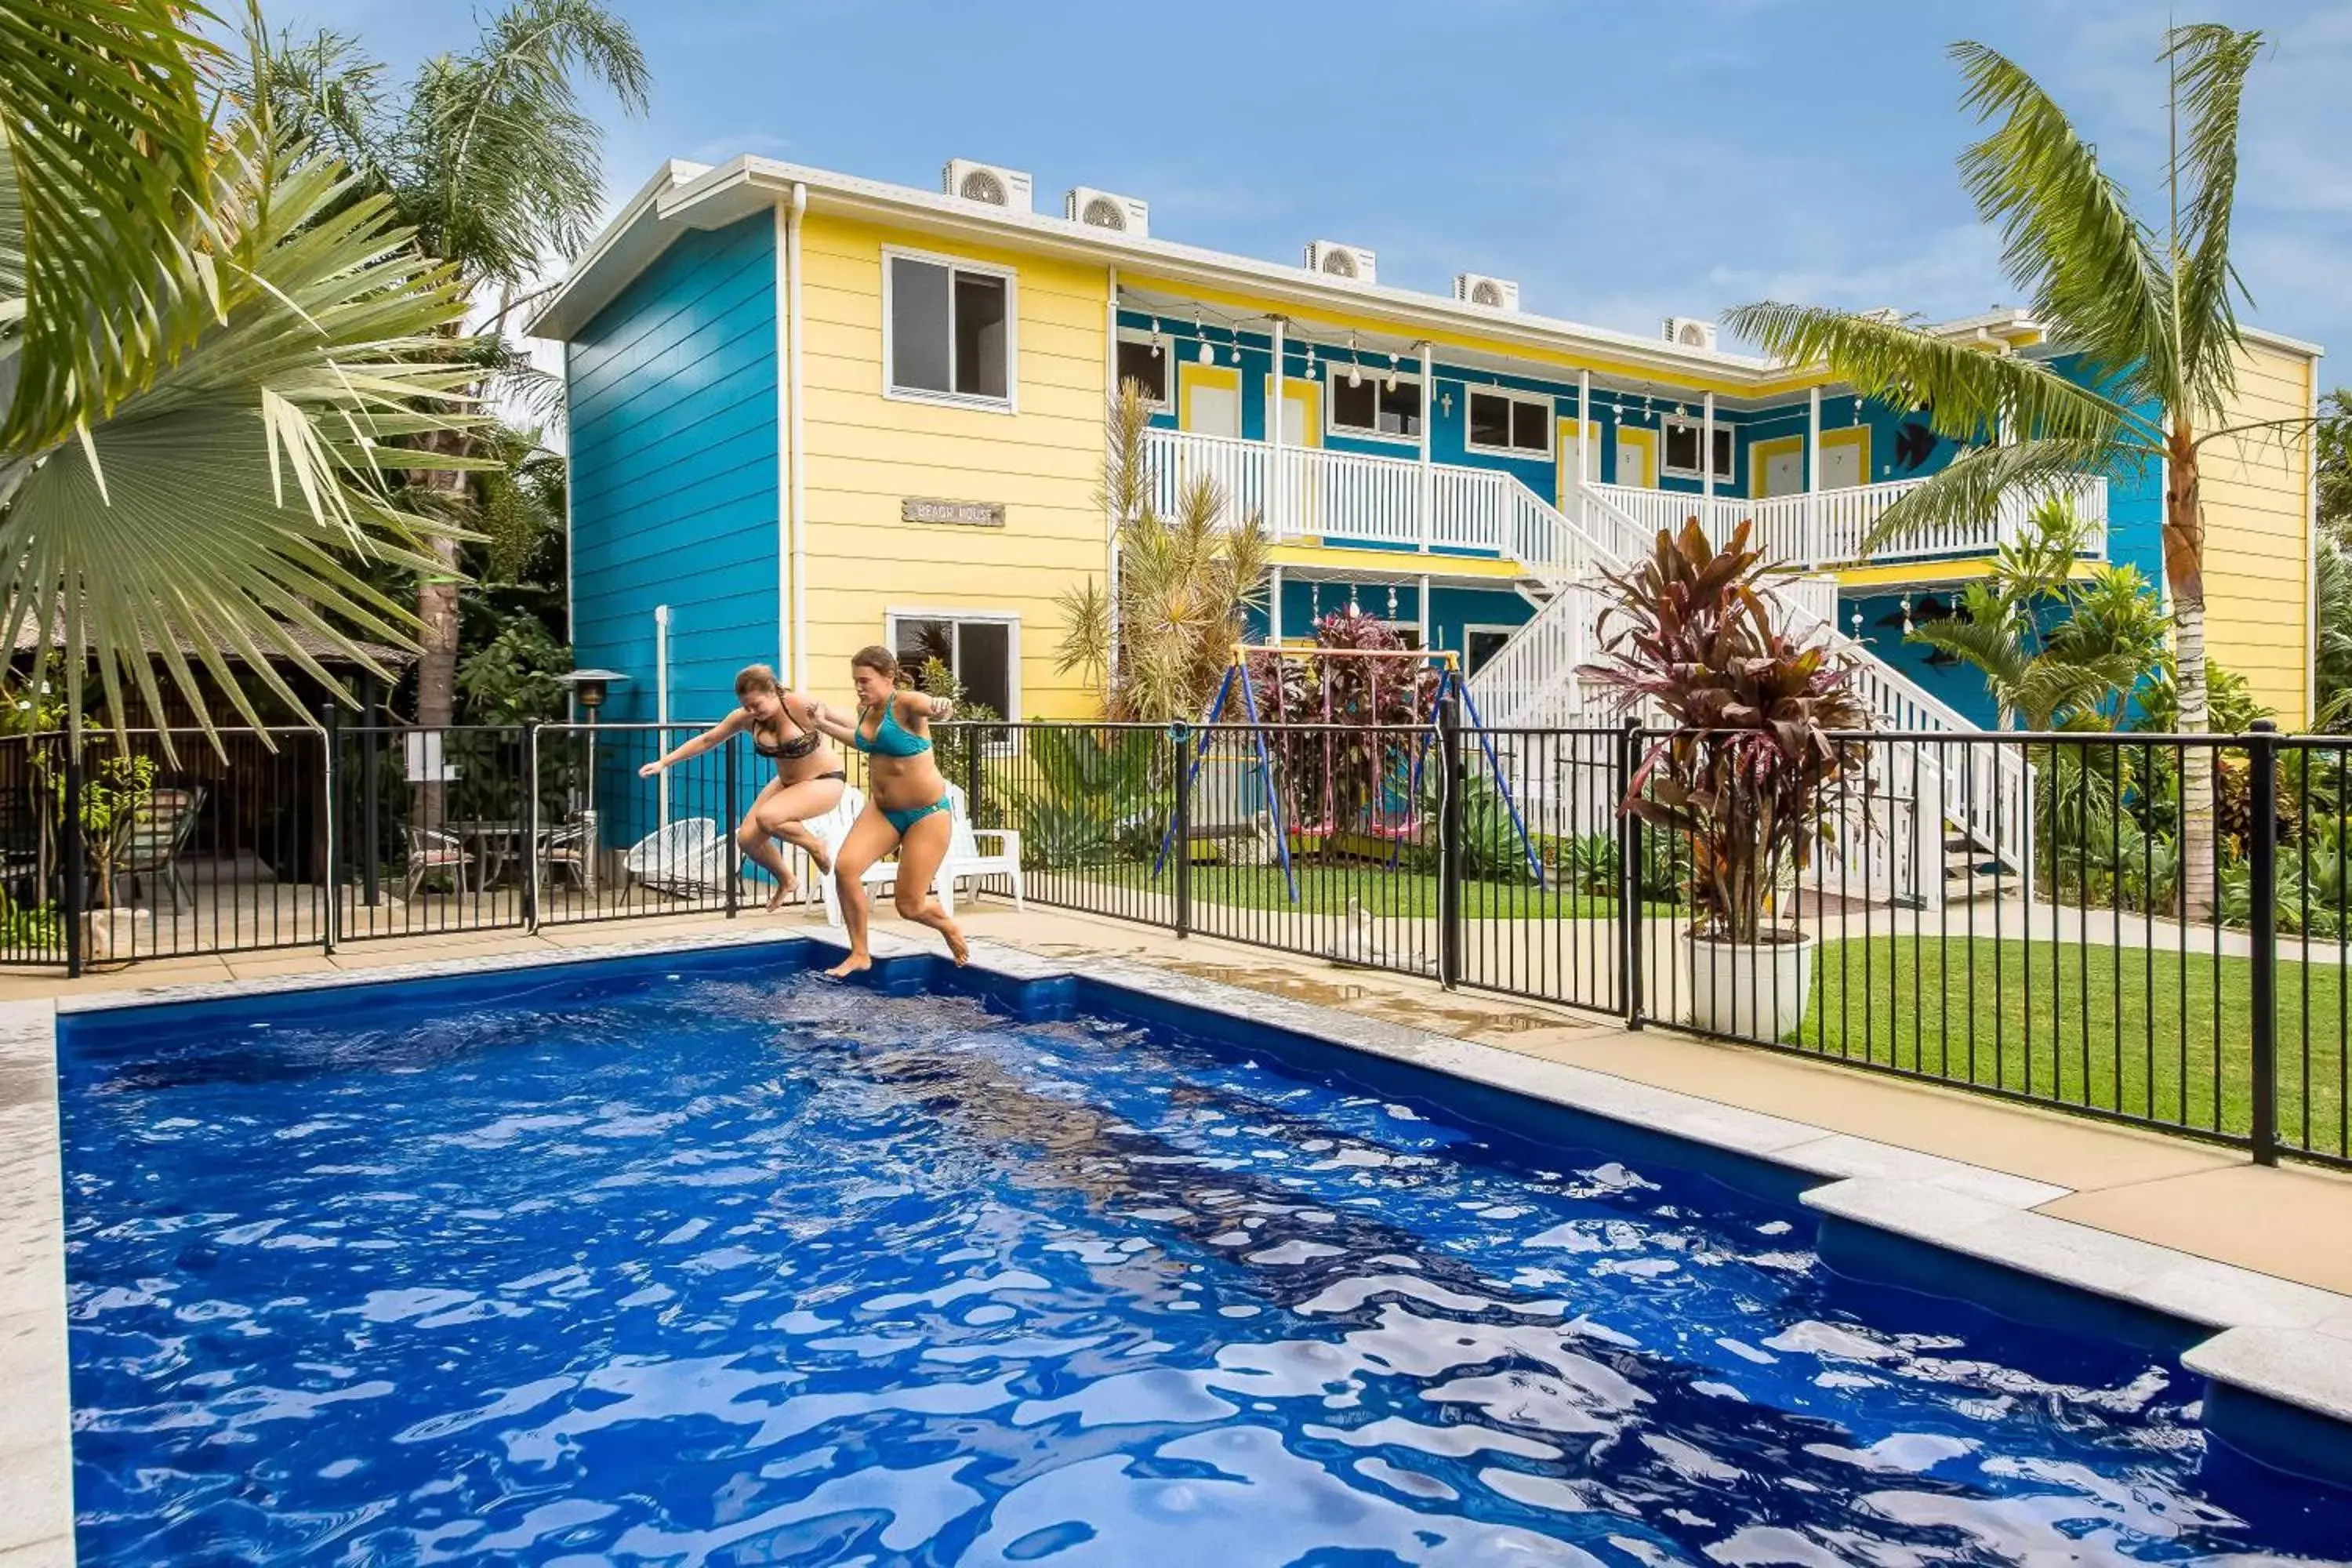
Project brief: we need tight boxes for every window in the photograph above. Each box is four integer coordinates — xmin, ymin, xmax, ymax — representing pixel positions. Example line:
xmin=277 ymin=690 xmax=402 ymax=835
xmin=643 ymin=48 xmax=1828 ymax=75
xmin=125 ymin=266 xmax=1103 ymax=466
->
xmin=1113 ymin=336 xmax=1168 ymax=408
xmin=1328 ymin=373 xmax=1422 ymax=441
xmin=1466 ymin=389 xmax=1552 ymax=457
xmin=887 ymin=253 xmax=1013 ymax=407
xmin=889 ymin=614 xmax=1017 ymax=720
xmin=1661 ymin=421 xmax=1735 ymax=478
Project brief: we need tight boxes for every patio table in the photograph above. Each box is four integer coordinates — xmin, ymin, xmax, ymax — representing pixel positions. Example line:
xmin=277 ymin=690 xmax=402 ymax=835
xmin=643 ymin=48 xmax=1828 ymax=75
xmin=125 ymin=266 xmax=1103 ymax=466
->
xmin=443 ymin=820 xmax=527 ymax=892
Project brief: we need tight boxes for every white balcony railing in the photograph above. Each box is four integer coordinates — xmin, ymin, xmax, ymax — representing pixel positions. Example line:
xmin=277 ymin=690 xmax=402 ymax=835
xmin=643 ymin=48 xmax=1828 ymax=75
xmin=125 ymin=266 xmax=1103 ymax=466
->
xmin=1139 ymin=428 xmax=1614 ymax=588
xmin=1142 ymin=427 xmax=2106 ymax=579
xmin=1583 ymin=474 xmax=2107 ymax=570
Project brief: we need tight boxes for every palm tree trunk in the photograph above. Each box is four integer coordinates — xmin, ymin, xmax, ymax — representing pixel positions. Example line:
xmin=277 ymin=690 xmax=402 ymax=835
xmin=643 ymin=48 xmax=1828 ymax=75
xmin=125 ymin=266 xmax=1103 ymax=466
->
xmin=412 ymin=422 xmax=470 ymax=829
xmin=2165 ymin=422 xmax=2215 ymax=923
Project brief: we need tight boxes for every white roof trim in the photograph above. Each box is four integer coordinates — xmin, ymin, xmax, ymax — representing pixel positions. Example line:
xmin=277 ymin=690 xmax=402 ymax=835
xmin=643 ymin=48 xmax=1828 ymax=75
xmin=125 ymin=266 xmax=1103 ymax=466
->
xmin=528 ymin=155 xmax=2325 ymax=374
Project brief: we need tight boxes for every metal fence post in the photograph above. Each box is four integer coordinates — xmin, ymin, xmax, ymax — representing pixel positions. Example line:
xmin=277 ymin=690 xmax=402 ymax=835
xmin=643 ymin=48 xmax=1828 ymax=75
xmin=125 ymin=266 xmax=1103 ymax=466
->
xmin=1620 ymin=718 xmax=1644 ymax=1029
xmin=62 ymin=740 xmax=85 ymax=978
xmin=724 ymin=734 xmax=741 ymax=919
xmin=1172 ymin=724 xmax=1193 ymax=938
xmin=2246 ymin=720 xmax=2280 ymax=1166
xmin=1437 ymin=691 xmax=1465 ymax=990
xmin=964 ymin=724 xmax=982 ymax=826
xmin=523 ymin=723 xmax=542 ymax=932
xmin=321 ymin=705 xmax=340 ymax=955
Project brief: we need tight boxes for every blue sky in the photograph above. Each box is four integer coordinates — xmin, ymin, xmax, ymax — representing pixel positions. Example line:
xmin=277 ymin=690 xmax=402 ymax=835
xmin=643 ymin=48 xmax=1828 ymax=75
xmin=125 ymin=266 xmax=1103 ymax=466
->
xmin=267 ymin=0 xmax=2349 ymax=376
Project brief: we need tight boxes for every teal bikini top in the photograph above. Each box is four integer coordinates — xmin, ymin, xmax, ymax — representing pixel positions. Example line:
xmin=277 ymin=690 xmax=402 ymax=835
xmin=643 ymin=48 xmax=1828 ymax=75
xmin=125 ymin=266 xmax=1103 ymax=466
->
xmin=851 ymin=697 xmax=932 ymax=757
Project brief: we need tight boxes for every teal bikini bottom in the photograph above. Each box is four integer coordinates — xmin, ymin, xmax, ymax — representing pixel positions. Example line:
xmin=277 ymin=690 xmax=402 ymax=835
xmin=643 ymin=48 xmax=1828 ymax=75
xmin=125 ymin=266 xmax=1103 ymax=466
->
xmin=881 ymin=795 xmax=952 ymax=835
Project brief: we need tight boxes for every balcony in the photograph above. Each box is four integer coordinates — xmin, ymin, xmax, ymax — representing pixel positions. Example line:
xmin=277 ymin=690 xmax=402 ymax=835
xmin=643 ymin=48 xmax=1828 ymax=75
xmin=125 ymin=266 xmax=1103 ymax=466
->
xmin=1138 ymin=428 xmax=1606 ymax=585
xmin=1138 ymin=427 xmax=2108 ymax=585
xmin=1582 ymin=474 xmax=2107 ymax=572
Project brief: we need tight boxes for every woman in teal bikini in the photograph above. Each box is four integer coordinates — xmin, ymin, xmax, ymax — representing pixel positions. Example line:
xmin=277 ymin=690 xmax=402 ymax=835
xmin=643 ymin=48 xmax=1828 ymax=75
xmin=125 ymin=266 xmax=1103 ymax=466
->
xmin=638 ymin=663 xmax=844 ymax=910
xmin=804 ymin=644 xmax=969 ymax=975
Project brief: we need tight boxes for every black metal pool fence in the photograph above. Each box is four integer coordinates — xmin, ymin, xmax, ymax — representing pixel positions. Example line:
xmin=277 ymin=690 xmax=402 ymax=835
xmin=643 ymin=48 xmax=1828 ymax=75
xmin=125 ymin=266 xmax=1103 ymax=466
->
xmin=3 ymin=713 xmax=2343 ymax=1168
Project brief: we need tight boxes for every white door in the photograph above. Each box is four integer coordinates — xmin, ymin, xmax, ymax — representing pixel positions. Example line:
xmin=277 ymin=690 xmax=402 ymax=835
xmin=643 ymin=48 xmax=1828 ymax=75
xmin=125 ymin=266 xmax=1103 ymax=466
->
xmin=1820 ymin=441 xmax=1862 ymax=490
xmin=1189 ymin=384 xmax=1240 ymax=438
xmin=1615 ymin=434 xmax=1653 ymax=488
xmin=1764 ymin=448 xmax=1803 ymax=497
xmin=1281 ymin=393 xmax=1307 ymax=445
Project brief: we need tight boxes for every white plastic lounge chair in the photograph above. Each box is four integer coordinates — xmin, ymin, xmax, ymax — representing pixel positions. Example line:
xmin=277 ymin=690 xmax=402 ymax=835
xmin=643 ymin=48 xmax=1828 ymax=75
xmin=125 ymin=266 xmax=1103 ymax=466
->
xmin=939 ymin=782 xmax=1024 ymax=912
xmin=623 ymin=817 xmax=728 ymax=899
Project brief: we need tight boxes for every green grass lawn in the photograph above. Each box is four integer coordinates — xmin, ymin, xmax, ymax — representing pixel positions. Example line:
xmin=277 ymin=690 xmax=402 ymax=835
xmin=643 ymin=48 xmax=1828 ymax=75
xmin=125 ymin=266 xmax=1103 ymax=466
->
xmin=1056 ymin=860 xmax=1640 ymax=920
xmin=1799 ymin=935 xmax=2349 ymax=1160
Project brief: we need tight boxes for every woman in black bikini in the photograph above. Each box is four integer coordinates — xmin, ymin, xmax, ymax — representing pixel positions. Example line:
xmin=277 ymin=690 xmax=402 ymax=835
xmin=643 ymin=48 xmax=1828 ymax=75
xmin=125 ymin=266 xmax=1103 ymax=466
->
xmin=638 ymin=664 xmax=846 ymax=910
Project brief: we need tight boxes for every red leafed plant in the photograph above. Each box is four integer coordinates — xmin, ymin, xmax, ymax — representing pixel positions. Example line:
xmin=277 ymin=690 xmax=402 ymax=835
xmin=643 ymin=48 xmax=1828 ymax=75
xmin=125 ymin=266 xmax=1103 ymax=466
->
xmin=1577 ymin=519 xmax=1873 ymax=942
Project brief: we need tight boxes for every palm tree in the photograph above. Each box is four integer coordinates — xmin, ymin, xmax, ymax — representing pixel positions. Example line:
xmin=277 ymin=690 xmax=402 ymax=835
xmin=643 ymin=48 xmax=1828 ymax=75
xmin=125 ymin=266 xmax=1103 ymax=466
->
xmin=1056 ymin=383 xmax=1271 ymax=723
xmin=1908 ymin=502 xmax=2169 ymax=731
xmin=249 ymin=0 xmax=649 ymax=739
xmin=1727 ymin=24 xmax=2338 ymax=920
xmin=2 ymin=2 xmax=480 ymax=736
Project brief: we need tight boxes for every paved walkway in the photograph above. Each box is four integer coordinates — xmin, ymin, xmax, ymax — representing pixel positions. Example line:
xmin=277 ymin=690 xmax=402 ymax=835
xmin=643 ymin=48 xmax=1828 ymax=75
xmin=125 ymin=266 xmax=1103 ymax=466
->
xmin=5 ymin=898 xmax=2347 ymax=1296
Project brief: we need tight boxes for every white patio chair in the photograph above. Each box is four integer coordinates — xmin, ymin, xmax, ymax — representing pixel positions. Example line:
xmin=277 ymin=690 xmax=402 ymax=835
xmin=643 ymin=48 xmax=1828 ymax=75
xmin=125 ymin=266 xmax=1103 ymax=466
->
xmin=804 ymin=786 xmax=952 ymax=927
xmin=622 ymin=817 xmax=728 ymax=900
xmin=940 ymin=782 xmax=1023 ymax=912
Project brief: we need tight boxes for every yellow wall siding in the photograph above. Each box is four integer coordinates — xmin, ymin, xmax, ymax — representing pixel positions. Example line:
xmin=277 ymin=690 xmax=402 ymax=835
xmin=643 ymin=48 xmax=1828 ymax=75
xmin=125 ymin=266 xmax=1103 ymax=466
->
xmin=2197 ymin=339 xmax=2315 ymax=724
xmin=789 ymin=214 xmax=1110 ymax=718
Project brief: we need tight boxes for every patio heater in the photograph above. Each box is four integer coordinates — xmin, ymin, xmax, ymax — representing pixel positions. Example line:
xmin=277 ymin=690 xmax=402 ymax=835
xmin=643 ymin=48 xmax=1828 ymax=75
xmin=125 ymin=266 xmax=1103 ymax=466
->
xmin=557 ymin=669 xmax=629 ymax=897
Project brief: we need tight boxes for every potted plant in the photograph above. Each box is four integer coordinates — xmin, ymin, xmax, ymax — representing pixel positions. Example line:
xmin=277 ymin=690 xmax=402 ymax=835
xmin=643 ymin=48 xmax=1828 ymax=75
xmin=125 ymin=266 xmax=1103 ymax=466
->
xmin=1579 ymin=520 xmax=1872 ymax=1038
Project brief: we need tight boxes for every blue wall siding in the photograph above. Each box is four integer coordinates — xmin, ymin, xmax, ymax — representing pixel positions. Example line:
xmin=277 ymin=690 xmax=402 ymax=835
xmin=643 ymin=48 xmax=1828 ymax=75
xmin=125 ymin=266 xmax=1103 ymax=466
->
xmin=567 ymin=214 xmax=779 ymax=845
xmin=568 ymin=215 xmax=780 ymax=727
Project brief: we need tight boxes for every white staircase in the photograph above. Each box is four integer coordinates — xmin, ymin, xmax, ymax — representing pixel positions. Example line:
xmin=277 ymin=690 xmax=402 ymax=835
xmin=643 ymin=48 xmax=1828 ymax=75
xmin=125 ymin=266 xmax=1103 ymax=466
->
xmin=1137 ymin=428 xmax=2032 ymax=907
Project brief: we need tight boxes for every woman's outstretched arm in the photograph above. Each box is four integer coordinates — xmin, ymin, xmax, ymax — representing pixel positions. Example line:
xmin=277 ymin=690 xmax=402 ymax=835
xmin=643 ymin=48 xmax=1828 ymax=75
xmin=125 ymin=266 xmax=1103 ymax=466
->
xmin=802 ymin=699 xmax=861 ymax=744
xmin=638 ymin=710 xmax=746 ymax=776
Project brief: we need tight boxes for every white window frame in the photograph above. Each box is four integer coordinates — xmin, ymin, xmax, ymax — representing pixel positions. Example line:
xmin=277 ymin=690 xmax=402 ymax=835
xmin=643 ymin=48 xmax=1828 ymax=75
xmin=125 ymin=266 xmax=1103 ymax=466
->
xmin=1461 ymin=621 xmax=1519 ymax=671
xmin=1659 ymin=418 xmax=1735 ymax=480
xmin=1323 ymin=365 xmax=1425 ymax=446
xmin=885 ymin=608 xmax=1022 ymax=724
xmin=1463 ymin=385 xmax=1555 ymax=459
xmin=1112 ymin=327 xmax=1173 ymax=412
xmin=881 ymin=245 xmax=1020 ymax=414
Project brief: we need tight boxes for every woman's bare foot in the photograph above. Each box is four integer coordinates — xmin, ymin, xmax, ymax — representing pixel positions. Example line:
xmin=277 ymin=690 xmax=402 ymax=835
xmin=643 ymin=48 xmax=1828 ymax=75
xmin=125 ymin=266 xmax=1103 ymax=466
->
xmin=824 ymin=954 xmax=870 ymax=978
xmin=944 ymin=928 xmax=969 ymax=965
xmin=766 ymin=874 xmax=797 ymax=913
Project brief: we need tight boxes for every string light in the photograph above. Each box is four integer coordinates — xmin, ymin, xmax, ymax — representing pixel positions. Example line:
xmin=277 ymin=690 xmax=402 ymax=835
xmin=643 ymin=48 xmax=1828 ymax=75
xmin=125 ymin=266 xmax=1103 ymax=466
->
xmin=1386 ymin=584 xmax=1399 ymax=619
xmin=1347 ymin=333 xmax=1361 ymax=388
xmin=1385 ymin=356 xmax=1398 ymax=394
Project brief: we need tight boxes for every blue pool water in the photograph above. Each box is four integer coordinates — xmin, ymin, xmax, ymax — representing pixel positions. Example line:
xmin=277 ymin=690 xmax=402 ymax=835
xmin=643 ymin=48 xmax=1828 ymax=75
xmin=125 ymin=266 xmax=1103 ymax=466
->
xmin=59 ymin=948 xmax=2352 ymax=1566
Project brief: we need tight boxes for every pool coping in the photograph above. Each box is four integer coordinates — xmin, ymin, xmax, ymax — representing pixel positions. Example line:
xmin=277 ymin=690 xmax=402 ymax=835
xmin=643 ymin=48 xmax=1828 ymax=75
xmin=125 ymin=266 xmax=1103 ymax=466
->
xmin=4 ymin=924 xmax=2351 ymax=1562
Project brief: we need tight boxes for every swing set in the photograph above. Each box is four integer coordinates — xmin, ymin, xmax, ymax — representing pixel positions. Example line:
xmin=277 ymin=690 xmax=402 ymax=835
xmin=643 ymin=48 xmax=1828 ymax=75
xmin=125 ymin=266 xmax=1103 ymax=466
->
xmin=1152 ymin=643 xmax=1544 ymax=902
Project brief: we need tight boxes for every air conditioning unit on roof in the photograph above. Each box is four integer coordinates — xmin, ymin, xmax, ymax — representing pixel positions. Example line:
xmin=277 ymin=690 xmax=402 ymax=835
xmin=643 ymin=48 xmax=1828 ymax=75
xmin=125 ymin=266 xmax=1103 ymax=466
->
xmin=1305 ymin=240 xmax=1377 ymax=285
xmin=1454 ymin=273 xmax=1519 ymax=311
xmin=942 ymin=158 xmax=1033 ymax=212
xmin=1065 ymin=187 xmax=1149 ymax=238
xmin=1662 ymin=316 xmax=1719 ymax=351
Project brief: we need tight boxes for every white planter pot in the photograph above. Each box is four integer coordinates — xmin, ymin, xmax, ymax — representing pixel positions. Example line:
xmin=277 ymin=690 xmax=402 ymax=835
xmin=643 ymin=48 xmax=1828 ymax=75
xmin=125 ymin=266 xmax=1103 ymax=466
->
xmin=1685 ymin=931 xmax=1814 ymax=1041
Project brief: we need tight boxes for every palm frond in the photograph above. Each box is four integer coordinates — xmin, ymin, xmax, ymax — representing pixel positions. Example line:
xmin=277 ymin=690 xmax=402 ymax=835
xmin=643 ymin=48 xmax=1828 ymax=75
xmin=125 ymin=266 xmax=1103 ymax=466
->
xmin=1 ymin=126 xmax=482 ymax=738
xmin=1724 ymin=303 xmax=2143 ymax=448
xmin=1859 ymin=435 xmax=2136 ymax=557
xmin=1908 ymin=616 xmax=2034 ymax=703
xmin=2167 ymin=23 xmax=2265 ymax=415
xmin=412 ymin=0 xmax=651 ymax=284
xmin=1949 ymin=39 xmax=2176 ymax=402
xmin=0 ymin=0 xmax=222 ymax=444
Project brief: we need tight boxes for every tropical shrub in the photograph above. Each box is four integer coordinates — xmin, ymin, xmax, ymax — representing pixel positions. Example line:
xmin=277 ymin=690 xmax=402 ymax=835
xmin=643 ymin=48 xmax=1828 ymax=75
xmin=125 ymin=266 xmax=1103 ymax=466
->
xmin=1250 ymin=610 xmax=1436 ymax=863
xmin=1055 ymin=383 xmax=1270 ymax=721
xmin=1000 ymin=727 xmax=1168 ymax=870
xmin=1578 ymin=521 xmax=1872 ymax=942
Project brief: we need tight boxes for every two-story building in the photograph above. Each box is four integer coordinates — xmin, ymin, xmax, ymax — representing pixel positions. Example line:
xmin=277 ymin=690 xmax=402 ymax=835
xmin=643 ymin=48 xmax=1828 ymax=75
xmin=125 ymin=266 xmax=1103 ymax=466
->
xmin=532 ymin=154 xmax=2321 ymax=748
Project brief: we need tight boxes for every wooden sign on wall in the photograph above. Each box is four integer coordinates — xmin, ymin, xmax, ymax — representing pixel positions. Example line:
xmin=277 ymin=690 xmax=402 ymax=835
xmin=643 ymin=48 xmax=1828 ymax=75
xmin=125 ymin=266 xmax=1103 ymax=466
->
xmin=902 ymin=497 xmax=1005 ymax=528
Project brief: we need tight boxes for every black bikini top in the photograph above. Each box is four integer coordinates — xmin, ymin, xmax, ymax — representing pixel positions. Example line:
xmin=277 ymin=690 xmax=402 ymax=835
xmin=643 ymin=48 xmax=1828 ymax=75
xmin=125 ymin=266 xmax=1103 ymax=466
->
xmin=753 ymin=710 xmax=822 ymax=761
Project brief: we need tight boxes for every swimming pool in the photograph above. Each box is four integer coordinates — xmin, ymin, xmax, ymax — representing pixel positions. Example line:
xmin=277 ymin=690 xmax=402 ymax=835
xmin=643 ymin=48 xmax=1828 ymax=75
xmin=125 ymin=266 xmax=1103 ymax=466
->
xmin=56 ymin=942 xmax=2352 ymax=1566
